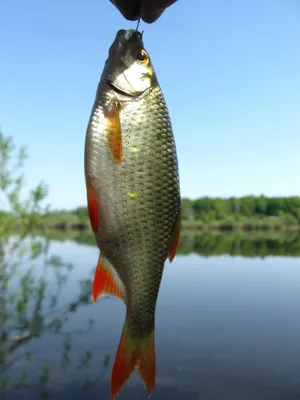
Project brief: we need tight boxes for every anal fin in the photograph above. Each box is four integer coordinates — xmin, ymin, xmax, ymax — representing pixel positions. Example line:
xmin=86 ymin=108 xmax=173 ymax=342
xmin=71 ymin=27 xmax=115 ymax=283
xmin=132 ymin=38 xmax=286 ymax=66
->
xmin=168 ymin=209 xmax=181 ymax=263
xmin=92 ymin=254 xmax=125 ymax=303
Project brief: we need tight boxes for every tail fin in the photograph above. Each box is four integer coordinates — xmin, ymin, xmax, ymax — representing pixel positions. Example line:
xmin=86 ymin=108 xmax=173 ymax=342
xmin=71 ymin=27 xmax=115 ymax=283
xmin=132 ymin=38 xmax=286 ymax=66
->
xmin=110 ymin=320 xmax=155 ymax=400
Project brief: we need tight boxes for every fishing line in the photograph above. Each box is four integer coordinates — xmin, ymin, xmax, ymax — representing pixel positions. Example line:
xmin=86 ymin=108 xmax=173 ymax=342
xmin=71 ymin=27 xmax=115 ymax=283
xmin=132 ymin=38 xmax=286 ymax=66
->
xmin=136 ymin=17 xmax=141 ymax=31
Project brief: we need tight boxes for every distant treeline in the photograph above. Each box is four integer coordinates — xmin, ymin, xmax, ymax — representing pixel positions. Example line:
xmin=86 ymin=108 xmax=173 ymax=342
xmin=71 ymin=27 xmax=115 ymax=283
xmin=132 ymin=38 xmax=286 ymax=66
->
xmin=181 ymin=195 xmax=300 ymax=223
xmin=1 ymin=195 xmax=300 ymax=231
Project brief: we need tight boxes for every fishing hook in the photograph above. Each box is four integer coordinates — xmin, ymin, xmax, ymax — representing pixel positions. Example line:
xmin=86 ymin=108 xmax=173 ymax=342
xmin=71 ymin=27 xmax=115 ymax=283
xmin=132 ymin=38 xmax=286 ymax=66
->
xmin=136 ymin=17 xmax=141 ymax=31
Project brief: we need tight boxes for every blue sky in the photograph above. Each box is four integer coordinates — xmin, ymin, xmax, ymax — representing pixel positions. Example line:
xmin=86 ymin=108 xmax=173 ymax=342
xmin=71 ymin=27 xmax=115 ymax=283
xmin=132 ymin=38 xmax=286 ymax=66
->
xmin=1 ymin=0 xmax=299 ymax=210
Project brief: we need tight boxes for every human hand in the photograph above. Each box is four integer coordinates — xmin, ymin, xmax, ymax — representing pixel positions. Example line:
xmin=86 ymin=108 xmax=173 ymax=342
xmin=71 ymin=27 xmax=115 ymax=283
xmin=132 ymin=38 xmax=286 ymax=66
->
xmin=110 ymin=0 xmax=177 ymax=23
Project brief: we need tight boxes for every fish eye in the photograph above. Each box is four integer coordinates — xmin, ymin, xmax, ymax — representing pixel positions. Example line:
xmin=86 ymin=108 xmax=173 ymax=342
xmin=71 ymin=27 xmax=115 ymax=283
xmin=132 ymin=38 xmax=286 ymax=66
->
xmin=135 ymin=49 xmax=149 ymax=64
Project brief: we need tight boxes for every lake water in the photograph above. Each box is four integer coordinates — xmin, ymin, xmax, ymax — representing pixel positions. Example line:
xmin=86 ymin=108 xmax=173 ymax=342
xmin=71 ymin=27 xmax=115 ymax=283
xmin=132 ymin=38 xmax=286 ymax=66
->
xmin=2 ymin=232 xmax=300 ymax=400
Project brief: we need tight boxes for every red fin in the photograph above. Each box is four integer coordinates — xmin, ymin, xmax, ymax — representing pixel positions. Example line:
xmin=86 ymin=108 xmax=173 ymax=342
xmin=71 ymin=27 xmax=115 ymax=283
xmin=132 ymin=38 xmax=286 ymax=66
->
xmin=92 ymin=255 xmax=125 ymax=303
xmin=111 ymin=321 xmax=155 ymax=400
xmin=104 ymin=101 xmax=122 ymax=163
xmin=168 ymin=210 xmax=181 ymax=263
xmin=87 ymin=181 xmax=99 ymax=232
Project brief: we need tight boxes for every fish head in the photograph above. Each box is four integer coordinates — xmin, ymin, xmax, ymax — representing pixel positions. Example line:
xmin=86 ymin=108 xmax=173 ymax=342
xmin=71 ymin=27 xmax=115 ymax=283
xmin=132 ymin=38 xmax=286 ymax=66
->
xmin=102 ymin=29 xmax=156 ymax=97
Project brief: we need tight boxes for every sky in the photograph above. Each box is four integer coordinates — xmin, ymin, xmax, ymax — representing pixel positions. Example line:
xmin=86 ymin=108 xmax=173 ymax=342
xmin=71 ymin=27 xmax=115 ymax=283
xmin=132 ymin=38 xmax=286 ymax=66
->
xmin=1 ymin=0 xmax=300 ymax=210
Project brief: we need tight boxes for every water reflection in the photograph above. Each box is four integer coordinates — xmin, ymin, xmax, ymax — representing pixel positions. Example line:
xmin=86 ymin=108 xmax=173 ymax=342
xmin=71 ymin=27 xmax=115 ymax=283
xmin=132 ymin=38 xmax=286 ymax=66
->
xmin=1 ymin=232 xmax=300 ymax=400
xmin=44 ymin=229 xmax=300 ymax=258
xmin=0 ymin=236 xmax=109 ymax=399
xmin=178 ymin=230 xmax=300 ymax=257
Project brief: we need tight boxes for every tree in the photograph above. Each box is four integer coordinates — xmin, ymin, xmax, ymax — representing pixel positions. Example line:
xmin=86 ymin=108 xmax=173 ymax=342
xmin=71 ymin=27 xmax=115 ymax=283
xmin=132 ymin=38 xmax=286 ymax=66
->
xmin=0 ymin=131 xmax=109 ymax=398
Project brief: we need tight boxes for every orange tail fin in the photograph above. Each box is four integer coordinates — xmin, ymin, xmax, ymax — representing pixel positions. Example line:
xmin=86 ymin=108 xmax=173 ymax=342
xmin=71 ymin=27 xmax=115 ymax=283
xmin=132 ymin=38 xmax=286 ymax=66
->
xmin=110 ymin=320 xmax=155 ymax=400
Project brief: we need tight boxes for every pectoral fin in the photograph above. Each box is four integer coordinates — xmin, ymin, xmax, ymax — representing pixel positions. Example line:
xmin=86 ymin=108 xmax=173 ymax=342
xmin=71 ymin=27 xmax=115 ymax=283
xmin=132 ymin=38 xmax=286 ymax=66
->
xmin=104 ymin=101 xmax=122 ymax=163
xmin=92 ymin=254 xmax=125 ymax=303
xmin=168 ymin=209 xmax=181 ymax=263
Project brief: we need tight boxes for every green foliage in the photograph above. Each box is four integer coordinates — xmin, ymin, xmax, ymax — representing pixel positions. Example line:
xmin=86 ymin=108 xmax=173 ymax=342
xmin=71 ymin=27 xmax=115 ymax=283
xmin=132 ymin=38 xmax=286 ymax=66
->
xmin=0 ymin=132 xmax=48 ymax=234
xmin=8 ymin=194 xmax=300 ymax=232
xmin=73 ymin=206 xmax=89 ymax=221
xmin=187 ymin=195 xmax=300 ymax=225
xmin=42 ymin=210 xmax=81 ymax=229
xmin=2 ymin=170 xmax=300 ymax=230
xmin=0 ymin=133 xmax=299 ymax=232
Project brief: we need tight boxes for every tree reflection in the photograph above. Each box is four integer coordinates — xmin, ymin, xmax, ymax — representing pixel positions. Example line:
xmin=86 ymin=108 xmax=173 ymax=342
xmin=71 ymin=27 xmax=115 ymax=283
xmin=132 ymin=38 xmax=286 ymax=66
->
xmin=0 ymin=132 xmax=109 ymax=399
xmin=0 ymin=235 xmax=110 ymax=399
xmin=177 ymin=230 xmax=300 ymax=257
xmin=44 ymin=229 xmax=300 ymax=258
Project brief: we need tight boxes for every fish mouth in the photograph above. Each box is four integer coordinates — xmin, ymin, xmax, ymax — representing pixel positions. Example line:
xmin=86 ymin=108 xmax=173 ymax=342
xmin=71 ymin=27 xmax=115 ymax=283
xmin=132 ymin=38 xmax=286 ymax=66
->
xmin=107 ymin=81 xmax=140 ymax=98
xmin=108 ymin=81 xmax=151 ymax=102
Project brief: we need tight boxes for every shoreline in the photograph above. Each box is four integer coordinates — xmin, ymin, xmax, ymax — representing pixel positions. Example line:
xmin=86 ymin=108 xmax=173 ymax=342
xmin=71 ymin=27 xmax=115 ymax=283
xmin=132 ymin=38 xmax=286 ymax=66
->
xmin=5 ymin=221 xmax=300 ymax=233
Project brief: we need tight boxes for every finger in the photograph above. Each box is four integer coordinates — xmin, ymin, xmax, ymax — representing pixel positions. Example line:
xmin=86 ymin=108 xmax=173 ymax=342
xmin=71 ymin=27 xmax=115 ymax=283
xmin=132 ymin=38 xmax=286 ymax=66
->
xmin=109 ymin=0 xmax=177 ymax=23
xmin=141 ymin=0 xmax=177 ymax=23
xmin=109 ymin=0 xmax=141 ymax=21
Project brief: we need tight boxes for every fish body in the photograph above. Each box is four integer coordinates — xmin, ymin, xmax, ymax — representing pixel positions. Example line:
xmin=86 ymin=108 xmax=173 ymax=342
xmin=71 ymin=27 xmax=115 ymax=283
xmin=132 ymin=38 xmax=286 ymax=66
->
xmin=84 ymin=29 xmax=181 ymax=399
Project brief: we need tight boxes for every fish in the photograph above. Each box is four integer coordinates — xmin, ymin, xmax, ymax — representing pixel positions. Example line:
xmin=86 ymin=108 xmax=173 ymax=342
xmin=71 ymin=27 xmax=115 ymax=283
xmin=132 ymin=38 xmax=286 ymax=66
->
xmin=84 ymin=29 xmax=181 ymax=399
